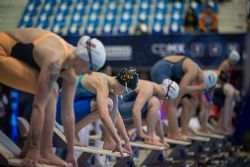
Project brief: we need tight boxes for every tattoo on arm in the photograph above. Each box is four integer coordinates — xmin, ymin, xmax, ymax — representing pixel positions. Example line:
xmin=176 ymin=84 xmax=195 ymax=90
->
xmin=30 ymin=131 xmax=41 ymax=150
xmin=47 ymin=60 xmax=61 ymax=88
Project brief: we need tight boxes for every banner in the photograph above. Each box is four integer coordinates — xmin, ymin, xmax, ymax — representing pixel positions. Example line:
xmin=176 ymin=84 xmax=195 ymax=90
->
xmin=65 ymin=33 xmax=246 ymax=68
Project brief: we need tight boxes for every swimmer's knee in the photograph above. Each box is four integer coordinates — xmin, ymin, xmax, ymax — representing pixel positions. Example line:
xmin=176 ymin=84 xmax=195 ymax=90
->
xmin=107 ymin=98 xmax=114 ymax=112
xmin=148 ymin=96 xmax=160 ymax=108
xmin=51 ymin=86 xmax=59 ymax=98
xmin=224 ymin=84 xmax=235 ymax=97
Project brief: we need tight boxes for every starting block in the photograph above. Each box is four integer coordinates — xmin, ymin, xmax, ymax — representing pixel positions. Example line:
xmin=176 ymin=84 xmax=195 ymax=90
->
xmin=89 ymin=135 xmax=169 ymax=167
xmin=192 ymin=129 xmax=224 ymax=139
xmin=0 ymin=130 xmax=57 ymax=167
xmin=89 ymin=135 xmax=166 ymax=150
xmin=53 ymin=127 xmax=134 ymax=167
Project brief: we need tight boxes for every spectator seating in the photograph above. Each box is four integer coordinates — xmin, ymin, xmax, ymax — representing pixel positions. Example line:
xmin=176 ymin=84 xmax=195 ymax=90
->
xmin=18 ymin=0 xmax=218 ymax=35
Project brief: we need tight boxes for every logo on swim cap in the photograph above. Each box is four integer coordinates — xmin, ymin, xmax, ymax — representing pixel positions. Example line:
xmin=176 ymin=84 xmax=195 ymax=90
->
xmin=116 ymin=67 xmax=139 ymax=90
xmin=76 ymin=35 xmax=106 ymax=70
xmin=203 ymin=70 xmax=217 ymax=89
xmin=228 ymin=50 xmax=240 ymax=62
xmin=161 ymin=79 xmax=179 ymax=100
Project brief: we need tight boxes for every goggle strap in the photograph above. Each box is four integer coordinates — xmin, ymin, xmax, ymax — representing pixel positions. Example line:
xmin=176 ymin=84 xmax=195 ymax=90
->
xmin=166 ymin=81 xmax=173 ymax=100
xmin=125 ymin=82 xmax=128 ymax=93
xmin=87 ymin=38 xmax=93 ymax=70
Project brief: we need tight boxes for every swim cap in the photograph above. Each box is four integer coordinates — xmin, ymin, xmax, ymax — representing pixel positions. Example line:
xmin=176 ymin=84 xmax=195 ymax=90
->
xmin=203 ymin=70 xmax=217 ymax=89
xmin=161 ymin=79 xmax=179 ymax=100
xmin=228 ymin=50 xmax=240 ymax=62
xmin=116 ymin=67 xmax=139 ymax=90
xmin=219 ymin=71 xmax=230 ymax=83
xmin=76 ymin=35 xmax=106 ymax=70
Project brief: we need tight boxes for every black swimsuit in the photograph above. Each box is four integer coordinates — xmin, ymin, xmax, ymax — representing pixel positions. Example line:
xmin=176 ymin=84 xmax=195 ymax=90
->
xmin=10 ymin=42 xmax=40 ymax=71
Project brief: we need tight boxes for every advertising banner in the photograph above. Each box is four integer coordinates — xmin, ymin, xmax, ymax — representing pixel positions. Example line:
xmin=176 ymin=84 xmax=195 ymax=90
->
xmin=65 ymin=33 xmax=245 ymax=68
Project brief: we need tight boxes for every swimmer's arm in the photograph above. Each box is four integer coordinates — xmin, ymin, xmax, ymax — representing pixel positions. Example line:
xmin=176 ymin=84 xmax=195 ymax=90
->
xmin=61 ymin=70 xmax=77 ymax=153
xmin=114 ymin=93 xmax=132 ymax=153
xmin=132 ymin=88 xmax=152 ymax=136
xmin=116 ymin=111 xmax=130 ymax=143
xmin=116 ymin=111 xmax=132 ymax=154
xmin=96 ymin=80 xmax=121 ymax=144
xmin=218 ymin=61 xmax=229 ymax=73
xmin=29 ymin=59 xmax=61 ymax=150
xmin=179 ymin=73 xmax=206 ymax=96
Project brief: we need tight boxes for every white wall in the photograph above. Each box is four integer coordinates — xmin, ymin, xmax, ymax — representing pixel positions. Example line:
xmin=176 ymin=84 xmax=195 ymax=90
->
xmin=217 ymin=0 xmax=247 ymax=33
xmin=0 ymin=0 xmax=27 ymax=31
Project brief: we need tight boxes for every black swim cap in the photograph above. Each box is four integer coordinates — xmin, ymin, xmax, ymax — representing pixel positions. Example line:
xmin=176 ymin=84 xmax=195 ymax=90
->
xmin=219 ymin=71 xmax=230 ymax=83
xmin=116 ymin=67 xmax=139 ymax=90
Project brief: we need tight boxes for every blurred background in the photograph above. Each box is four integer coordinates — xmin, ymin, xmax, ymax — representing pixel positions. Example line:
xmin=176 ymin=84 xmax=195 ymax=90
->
xmin=0 ymin=0 xmax=249 ymax=147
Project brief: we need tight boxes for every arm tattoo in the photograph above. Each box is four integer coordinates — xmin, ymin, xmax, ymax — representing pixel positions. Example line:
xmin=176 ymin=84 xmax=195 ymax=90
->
xmin=47 ymin=60 xmax=61 ymax=88
xmin=30 ymin=131 xmax=41 ymax=150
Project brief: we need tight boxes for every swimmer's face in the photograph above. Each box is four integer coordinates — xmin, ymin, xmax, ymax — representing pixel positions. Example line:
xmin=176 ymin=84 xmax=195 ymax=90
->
xmin=115 ymin=84 xmax=125 ymax=95
xmin=156 ymin=87 xmax=168 ymax=100
xmin=74 ymin=57 xmax=91 ymax=75
xmin=113 ymin=83 xmax=132 ymax=95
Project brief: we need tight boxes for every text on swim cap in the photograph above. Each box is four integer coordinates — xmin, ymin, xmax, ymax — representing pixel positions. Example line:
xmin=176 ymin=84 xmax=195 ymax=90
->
xmin=86 ymin=40 xmax=96 ymax=49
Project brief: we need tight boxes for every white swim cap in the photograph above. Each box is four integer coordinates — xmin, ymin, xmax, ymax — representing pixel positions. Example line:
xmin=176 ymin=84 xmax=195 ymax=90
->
xmin=76 ymin=35 xmax=106 ymax=70
xmin=228 ymin=50 xmax=240 ymax=62
xmin=161 ymin=79 xmax=180 ymax=100
xmin=203 ymin=70 xmax=217 ymax=89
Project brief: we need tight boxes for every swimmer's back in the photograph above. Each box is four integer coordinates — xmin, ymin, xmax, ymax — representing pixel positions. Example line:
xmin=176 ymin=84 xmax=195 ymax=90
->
xmin=5 ymin=28 xmax=55 ymax=44
xmin=163 ymin=55 xmax=198 ymax=72
xmin=163 ymin=55 xmax=186 ymax=63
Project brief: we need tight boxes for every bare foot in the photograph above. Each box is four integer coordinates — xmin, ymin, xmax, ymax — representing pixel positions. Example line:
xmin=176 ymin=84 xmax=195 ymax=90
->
xmin=181 ymin=130 xmax=194 ymax=137
xmin=213 ymin=124 xmax=225 ymax=134
xmin=40 ymin=150 xmax=71 ymax=167
xmin=74 ymin=136 xmax=86 ymax=147
xmin=199 ymin=127 xmax=210 ymax=134
xmin=160 ymin=139 xmax=170 ymax=147
xmin=103 ymin=141 xmax=116 ymax=151
xmin=223 ymin=127 xmax=234 ymax=135
xmin=137 ymin=131 xmax=154 ymax=141
xmin=144 ymin=139 xmax=166 ymax=147
xmin=168 ymin=132 xmax=189 ymax=142
xmin=213 ymin=128 xmax=230 ymax=135
xmin=21 ymin=149 xmax=39 ymax=167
